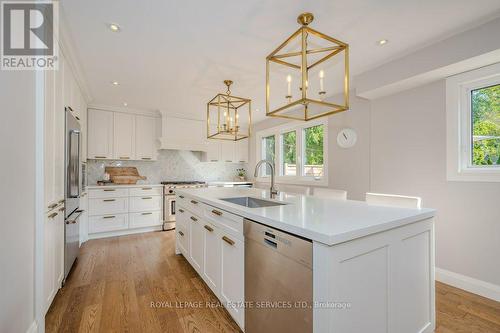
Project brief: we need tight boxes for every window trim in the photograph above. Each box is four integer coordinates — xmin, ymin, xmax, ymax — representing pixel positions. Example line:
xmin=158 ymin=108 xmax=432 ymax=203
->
xmin=446 ymin=63 xmax=500 ymax=182
xmin=256 ymin=118 xmax=329 ymax=186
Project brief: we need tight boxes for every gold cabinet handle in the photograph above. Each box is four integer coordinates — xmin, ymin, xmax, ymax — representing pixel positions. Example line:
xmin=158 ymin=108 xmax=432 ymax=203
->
xmin=142 ymin=187 xmax=152 ymax=190
xmin=190 ymin=216 xmax=198 ymax=222
xmin=141 ymin=212 xmax=153 ymax=215
xmin=211 ymin=209 xmax=222 ymax=216
xmin=178 ymin=209 xmax=184 ymax=213
xmin=58 ymin=199 xmax=65 ymax=203
xmin=119 ymin=156 xmax=130 ymax=160
xmin=141 ymin=157 xmax=152 ymax=160
xmin=225 ymin=160 xmax=232 ymax=162
xmin=190 ymin=200 xmax=198 ymax=204
xmin=179 ymin=231 xmax=184 ymax=236
xmin=179 ymin=195 xmax=185 ymax=199
xmin=58 ymin=207 xmax=65 ymax=212
xmin=94 ymin=156 xmax=107 ymax=159
xmin=204 ymin=225 xmax=214 ymax=232
xmin=103 ymin=216 xmax=115 ymax=219
xmin=48 ymin=212 xmax=58 ymax=219
xmin=222 ymin=236 xmax=235 ymax=246
xmin=103 ymin=189 xmax=116 ymax=192
xmin=142 ymin=197 xmax=153 ymax=200
xmin=48 ymin=203 xmax=58 ymax=209
xmin=103 ymin=199 xmax=116 ymax=202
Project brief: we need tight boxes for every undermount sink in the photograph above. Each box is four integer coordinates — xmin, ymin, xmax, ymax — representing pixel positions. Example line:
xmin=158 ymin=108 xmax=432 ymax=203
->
xmin=220 ymin=197 xmax=286 ymax=208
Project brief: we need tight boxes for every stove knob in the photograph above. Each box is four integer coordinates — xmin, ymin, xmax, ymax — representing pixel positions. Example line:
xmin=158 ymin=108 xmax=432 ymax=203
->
xmin=169 ymin=190 xmax=173 ymax=194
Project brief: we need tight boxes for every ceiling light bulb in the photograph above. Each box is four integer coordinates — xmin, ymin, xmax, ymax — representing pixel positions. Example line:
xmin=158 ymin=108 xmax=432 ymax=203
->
xmin=112 ymin=81 xmax=119 ymax=85
xmin=123 ymin=102 xmax=128 ymax=106
xmin=286 ymin=75 xmax=292 ymax=83
xmin=377 ymin=39 xmax=388 ymax=46
xmin=109 ymin=23 xmax=120 ymax=32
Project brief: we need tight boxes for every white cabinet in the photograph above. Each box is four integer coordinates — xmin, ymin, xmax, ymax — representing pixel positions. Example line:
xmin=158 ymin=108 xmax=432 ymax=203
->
xmin=89 ymin=214 xmax=129 ymax=233
xmin=220 ymin=233 xmax=245 ymax=327
xmin=189 ymin=214 xmax=204 ymax=274
xmin=43 ymin=205 xmax=64 ymax=314
xmin=135 ymin=115 xmax=157 ymax=161
xmin=129 ymin=211 xmax=162 ymax=229
xmin=203 ymin=222 xmax=220 ymax=294
xmin=159 ymin=113 xmax=206 ymax=151
xmin=205 ymin=141 xmax=221 ymax=162
xmin=87 ymin=109 xmax=157 ymax=161
xmin=220 ymin=141 xmax=235 ymax=162
xmin=235 ymin=140 xmax=248 ymax=163
xmin=113 ymin=113 xmax=135 ymax=160
xmin=203 ymin=139 xmax=248 ymax=163
xmin=87 ymin=109 xmax=113 ymax=159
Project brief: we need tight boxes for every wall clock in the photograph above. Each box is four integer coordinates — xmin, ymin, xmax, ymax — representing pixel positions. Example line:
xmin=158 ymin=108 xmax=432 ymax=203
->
xmin=337 ymin=128 xmax=357 ymax=148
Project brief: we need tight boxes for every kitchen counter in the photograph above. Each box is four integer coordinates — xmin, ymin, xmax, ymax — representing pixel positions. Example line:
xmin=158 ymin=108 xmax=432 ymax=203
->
xmin=175 ymin=187 xmax=435 ymax=246
xmin=87 ymin=184 xmax=163 ymax=189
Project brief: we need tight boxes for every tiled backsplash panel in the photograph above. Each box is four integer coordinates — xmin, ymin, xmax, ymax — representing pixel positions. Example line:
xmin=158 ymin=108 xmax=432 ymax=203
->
xmin=87 ymin=150 xmax=247 ymax=185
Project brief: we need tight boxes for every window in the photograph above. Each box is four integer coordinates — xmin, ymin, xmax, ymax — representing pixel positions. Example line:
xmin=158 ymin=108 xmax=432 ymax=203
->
xmin=303 ymin=125 xmax=324 ymax=177
xmin=256 ymin=119 xmax=328 ymax=185
xmin=471 ymin=84 xmax=500 ymax=166
xmin=281 ymin=131 xmax=296 ymax=176
xmin=446 ymin=63 xmax=500 ymax=182
xmin=261 ymin=134 xmax=275 ymax=176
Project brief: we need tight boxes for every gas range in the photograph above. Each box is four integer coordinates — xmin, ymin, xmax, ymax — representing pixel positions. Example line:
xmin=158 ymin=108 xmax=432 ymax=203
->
xmin=162 ymin=181 xmax=206 ymax=231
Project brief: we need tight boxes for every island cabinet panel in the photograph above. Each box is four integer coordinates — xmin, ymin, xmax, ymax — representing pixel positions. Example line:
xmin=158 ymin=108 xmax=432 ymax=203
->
xmin=313 ymin=218 xmax=435 ymax=333
xmin=189 ymin=213 xmax=205 ymax=274
xmin=219 ymin=232 xmax=244 ymax=328
xmin=203 ymin=221 xmax=220 ymax=295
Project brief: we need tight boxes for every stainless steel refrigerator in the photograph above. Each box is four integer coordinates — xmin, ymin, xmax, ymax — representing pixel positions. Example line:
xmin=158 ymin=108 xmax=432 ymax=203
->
xmin=64 ymin=107 xmax=82 ymax=283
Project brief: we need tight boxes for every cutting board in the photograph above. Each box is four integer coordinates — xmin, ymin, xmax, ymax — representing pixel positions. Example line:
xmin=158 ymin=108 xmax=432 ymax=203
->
xmin=105 ymin=167 xmax=147 ymax=184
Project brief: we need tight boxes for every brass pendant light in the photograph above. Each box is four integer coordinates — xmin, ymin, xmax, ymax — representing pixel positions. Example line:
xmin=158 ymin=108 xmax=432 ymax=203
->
xmin=207 ymin=80 xmax=252 ymax=141
xmin=266 ymin=13 xmax=349 ymax=121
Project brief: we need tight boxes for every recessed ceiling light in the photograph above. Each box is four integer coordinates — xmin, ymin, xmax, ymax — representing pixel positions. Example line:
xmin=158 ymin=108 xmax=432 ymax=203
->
xmin=377 ymin=39 xmax=388 ymax=46
xmin=109 ymin=23 xmax=121 ymax=32
xmin=123 ymin=102 xmax=128 ymax=107
xmin=111 ymin=81 xmax=119 ymax=86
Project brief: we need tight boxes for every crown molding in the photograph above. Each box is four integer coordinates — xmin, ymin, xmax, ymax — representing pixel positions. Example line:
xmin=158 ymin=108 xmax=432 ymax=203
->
xmin=88 ymin=103 xmax=161 ymax=118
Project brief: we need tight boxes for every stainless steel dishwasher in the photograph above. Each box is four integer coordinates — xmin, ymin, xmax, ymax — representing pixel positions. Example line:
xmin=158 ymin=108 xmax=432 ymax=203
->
xmin=244 ymin=219 xmax=313 ymax=333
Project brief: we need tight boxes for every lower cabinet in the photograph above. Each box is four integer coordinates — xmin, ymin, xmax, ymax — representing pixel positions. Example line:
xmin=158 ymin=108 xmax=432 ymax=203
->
xmin=203 ymin=221 xmax=220 ymax=294
xmin=176 ymin=200 xmax=244 ymax=330
xmin=89 ymin=214 xmax=129 ymax=233
xmin=44 ymin=203 xmax=65 ymax=314
xmin=219 ymin=233 xmax=245 ymax=327
xmin=189 ymin=214 xmax=204 ymax=273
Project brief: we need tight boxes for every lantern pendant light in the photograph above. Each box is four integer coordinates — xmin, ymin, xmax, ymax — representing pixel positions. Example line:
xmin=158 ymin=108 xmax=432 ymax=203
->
xmin=266 ymin=13 xmax=349 ymax=121
xmin=207 ymin=80 xmax=252 ymax=141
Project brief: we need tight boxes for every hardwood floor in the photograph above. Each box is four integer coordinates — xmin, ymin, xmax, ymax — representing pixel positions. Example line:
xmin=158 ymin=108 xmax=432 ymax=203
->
xmin=46 ymin=231 xmax=500 ymax=333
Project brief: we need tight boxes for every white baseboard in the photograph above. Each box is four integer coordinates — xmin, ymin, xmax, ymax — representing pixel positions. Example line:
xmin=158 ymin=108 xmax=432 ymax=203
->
xmin=435 ymin=267 xmax=500 ymax=302
xmin=26 ymin=320 xmax=38 ymax=333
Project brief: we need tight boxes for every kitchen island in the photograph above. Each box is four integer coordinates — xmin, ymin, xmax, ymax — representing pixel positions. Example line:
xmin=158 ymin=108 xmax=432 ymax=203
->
xmin=175 ymin=187 xmax=435 ymax=333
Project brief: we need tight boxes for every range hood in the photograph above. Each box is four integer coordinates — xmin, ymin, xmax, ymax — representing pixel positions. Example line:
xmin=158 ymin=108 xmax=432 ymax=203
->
xmin=158 ymin=111 xmax=208 ymax=152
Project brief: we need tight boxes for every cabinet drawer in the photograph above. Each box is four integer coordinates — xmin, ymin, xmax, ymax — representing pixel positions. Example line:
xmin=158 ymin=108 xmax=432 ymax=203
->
xmin=178 ymin=194 xmax=203 ymax=216
xmin=129 ymin=211 xmax=162 ymax=229
xmin=129 ymin=187 xmax=163 ymax=197
xmin=129 ymin=196 xmax=161 ymax=212
xmin=89 ymin=197 xmax=128 ymax=216
xmin=204 ymin=204 xmax=243 ymax=237
xmin=89 ymin=214 xmax=128 ymax=233
xmin=89 ymin=188 xmax=129 ymax=199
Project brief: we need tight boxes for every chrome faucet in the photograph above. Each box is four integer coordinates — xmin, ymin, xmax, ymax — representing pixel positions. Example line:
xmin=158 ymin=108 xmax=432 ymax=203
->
xmin=254 ymin=160 xmax=278 ymax=198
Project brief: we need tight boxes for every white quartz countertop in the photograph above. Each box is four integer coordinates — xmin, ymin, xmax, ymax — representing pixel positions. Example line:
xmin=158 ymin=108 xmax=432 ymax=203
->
xmin=176 ymin=187 xmax=436 ymax=246
xmin=87 ymin=184 xmax=163 ymax=189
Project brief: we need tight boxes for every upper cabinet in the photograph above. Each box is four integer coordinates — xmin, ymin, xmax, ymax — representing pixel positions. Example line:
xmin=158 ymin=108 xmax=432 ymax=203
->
xmin=88 ymin=109 xmax=114 ymax=159
xmin=87 ymin=108 xmax=158 ymax=161
xmin=113 ymin=113 xmax=135 ymax=160
xmin=202 ymin=139 xmax=248 ymax=163
xmin=159 ymin=113 xmax=206 ymax=151
xmin=135 ymin=115 xmax=157 ymax=161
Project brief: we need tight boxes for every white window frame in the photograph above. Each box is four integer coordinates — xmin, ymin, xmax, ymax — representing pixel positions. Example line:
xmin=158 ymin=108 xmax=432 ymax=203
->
xmin=446 ymin=62 xmax=500 ymax=182
xmin=256 ymin=118 xmax=329 ymax=186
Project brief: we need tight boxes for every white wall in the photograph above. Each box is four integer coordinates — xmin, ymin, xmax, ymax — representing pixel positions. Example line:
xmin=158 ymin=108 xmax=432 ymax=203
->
xmin=370 ymin=80 xmax=500 ymax=286
xmin=249 ymin=95 xmax=371 ymax=200
xmin=0 ymin=72 xmax=37 ymax=332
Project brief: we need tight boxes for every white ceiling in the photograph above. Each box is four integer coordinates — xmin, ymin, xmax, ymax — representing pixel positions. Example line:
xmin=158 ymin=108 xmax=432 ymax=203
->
xmin=61 ymin=0 xmax=500 ymax=123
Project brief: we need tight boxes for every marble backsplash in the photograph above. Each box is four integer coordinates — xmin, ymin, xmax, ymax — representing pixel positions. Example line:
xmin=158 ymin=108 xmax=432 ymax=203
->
xmin=86 ymin=150 xmax=247 ymax=185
